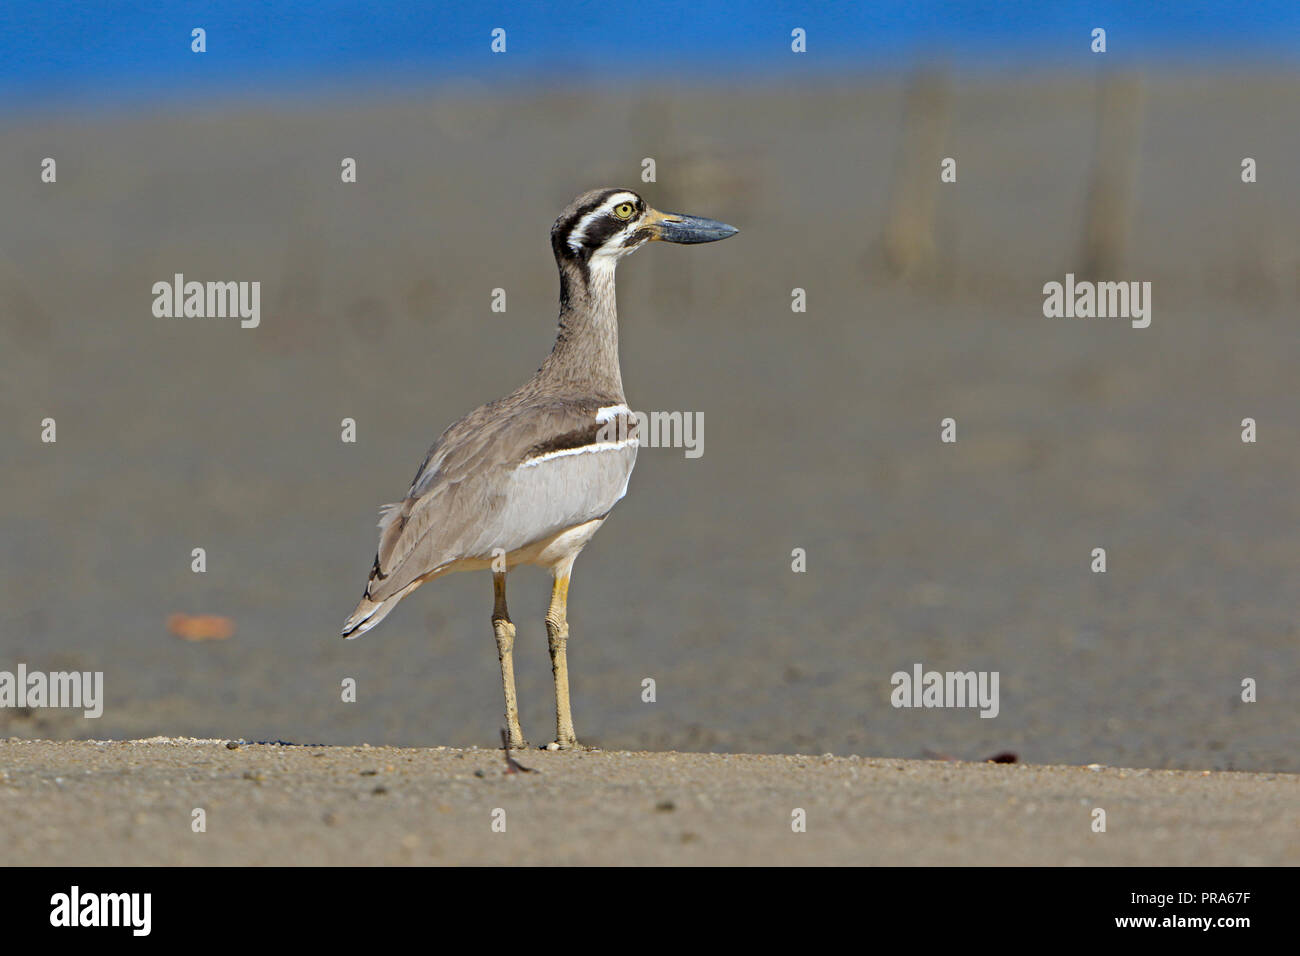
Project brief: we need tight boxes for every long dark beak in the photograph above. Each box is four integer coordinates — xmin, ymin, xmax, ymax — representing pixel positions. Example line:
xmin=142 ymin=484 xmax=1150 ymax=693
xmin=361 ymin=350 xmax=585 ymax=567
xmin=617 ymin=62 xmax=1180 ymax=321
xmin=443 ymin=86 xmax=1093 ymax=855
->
xmin=649 ymin=209 xmax=739 ymax=244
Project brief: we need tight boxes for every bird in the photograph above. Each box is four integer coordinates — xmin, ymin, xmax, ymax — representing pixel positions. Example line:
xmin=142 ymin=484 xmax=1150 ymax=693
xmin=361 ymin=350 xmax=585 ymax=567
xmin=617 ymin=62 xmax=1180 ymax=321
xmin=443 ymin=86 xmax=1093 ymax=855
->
xmin=342 ymin=187 xmax=738 ymax=750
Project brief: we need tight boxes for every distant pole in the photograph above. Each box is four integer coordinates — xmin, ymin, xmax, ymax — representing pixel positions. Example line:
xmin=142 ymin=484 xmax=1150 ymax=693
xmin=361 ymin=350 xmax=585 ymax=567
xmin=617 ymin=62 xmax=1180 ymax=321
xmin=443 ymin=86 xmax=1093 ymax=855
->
xmin=882 ymin=68 xmax=952 ymax=280
xmin=1081 ymin=74 xmax=1145 ymax=278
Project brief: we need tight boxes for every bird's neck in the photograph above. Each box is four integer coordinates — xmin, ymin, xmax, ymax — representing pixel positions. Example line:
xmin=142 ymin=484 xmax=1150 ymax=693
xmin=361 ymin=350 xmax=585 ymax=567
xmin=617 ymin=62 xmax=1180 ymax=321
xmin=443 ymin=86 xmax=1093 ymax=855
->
xmin=538 ymin=255 xmax=626 ymax=400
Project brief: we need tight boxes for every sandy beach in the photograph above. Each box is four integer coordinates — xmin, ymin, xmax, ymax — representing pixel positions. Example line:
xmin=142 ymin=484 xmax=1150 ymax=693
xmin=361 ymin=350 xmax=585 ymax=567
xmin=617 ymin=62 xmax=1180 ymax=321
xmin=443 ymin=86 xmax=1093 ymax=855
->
xmin=0 ymin=738 xmax=1293 ymax=866
xmin=2 ymin=76 xmax=1299 ymax=775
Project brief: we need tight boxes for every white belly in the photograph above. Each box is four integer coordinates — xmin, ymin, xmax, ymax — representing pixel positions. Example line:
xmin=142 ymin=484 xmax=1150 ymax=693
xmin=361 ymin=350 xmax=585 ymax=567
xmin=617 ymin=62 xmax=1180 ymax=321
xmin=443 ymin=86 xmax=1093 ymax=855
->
xmin=511 ymin=517 xmax=607 ymax=573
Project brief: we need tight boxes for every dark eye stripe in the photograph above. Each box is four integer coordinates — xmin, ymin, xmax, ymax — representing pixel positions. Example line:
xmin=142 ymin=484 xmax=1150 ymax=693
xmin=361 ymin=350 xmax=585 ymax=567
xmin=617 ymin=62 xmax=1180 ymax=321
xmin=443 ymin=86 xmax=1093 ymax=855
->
xmin=580 ymin=217 xmax=623 ymax=249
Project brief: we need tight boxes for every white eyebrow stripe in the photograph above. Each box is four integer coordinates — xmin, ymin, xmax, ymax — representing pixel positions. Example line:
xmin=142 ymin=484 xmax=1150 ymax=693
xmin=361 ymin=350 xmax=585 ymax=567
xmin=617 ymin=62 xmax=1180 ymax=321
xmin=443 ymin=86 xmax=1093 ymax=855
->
xmin=518 ymin=438 xmax=638 ymax=468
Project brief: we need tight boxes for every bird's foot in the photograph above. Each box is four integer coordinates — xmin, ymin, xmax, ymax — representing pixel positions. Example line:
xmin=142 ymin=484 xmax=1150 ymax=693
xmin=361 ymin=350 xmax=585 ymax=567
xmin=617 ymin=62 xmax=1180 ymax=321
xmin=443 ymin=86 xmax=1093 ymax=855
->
xmin=500 ymin=727 xmax=529 ymax=752
xmin=544 ymin=738 xmax=588 ymax=752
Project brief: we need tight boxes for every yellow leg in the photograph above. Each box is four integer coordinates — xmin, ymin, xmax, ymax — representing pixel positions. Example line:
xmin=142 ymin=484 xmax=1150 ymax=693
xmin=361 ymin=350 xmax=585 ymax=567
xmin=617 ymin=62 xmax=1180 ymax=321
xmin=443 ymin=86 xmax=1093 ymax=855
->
xmin=492 ymin=572 xmax=527 ymax=750
xmin=546 ymin=572 xmax=581 ymax=749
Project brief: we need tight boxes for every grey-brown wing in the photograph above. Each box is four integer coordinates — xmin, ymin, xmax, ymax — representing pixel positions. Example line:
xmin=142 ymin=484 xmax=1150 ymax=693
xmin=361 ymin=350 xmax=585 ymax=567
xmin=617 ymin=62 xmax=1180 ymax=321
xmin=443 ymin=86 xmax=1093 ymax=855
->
xmin=364 ymin=399 xmax=637 ymax=602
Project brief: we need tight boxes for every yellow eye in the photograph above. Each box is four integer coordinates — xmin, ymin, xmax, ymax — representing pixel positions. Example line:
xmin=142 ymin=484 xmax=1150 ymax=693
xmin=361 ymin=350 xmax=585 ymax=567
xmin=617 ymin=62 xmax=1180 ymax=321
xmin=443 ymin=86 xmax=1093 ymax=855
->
xmin=613 ymin=202 xmax=634 ymax=220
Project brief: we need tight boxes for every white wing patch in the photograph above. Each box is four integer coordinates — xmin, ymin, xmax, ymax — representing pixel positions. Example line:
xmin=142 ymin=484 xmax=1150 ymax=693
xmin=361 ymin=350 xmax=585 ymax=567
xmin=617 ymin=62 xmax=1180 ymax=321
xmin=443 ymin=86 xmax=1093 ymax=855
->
xmin=518 ymin=438 xmax=638 ymax=469
xmin=595 ymin=403 xmax=631 ymax=423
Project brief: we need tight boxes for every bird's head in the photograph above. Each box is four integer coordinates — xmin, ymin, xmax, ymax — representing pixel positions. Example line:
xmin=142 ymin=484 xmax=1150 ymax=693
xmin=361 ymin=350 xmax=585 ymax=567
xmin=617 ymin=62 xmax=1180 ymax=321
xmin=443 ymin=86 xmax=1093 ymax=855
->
xmin=551 ymin=188 xmax=738 ymax=267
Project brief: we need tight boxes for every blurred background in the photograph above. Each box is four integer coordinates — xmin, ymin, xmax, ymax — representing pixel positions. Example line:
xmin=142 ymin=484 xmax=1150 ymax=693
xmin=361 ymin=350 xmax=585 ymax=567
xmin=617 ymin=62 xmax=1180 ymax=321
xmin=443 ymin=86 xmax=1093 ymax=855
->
xmin=1 ymin=2 xmax=1297 ymax=771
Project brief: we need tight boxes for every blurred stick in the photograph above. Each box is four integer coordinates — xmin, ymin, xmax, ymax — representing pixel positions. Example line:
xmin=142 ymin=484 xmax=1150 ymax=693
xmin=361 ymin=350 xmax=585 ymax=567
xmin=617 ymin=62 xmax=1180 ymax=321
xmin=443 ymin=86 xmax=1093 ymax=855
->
xmin=1081 ymin=74 xmax=1145 ymax=278
xmin=500 ymin=728 xmax=535 ymax=774
xmin=882 ymin=68 xmax=952 ymax=280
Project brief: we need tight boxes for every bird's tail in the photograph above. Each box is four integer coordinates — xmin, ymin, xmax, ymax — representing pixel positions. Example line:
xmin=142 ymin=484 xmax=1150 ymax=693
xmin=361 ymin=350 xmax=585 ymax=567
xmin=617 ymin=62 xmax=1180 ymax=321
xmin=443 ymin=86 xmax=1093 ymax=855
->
xmin=340 ymin=589 xmax=404 ymax=639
